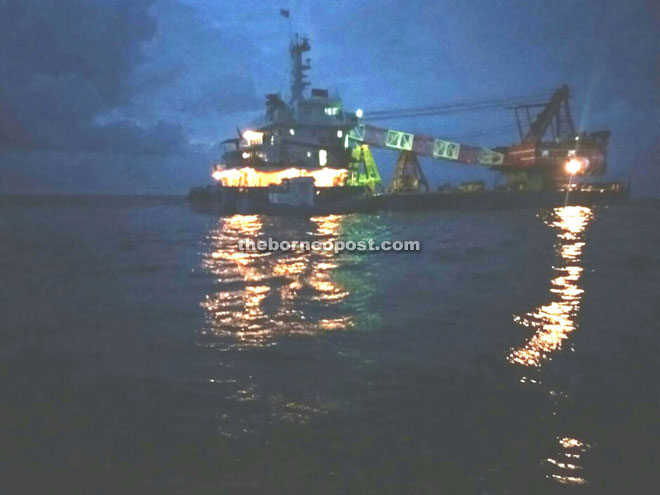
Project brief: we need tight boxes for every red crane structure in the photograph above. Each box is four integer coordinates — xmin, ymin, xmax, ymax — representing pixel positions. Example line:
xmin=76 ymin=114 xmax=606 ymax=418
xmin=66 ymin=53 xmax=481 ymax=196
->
xmin=351 ymin=86 xmax=611 ymax=193
xmin=501 ymin=85 xmax=610 ymax=190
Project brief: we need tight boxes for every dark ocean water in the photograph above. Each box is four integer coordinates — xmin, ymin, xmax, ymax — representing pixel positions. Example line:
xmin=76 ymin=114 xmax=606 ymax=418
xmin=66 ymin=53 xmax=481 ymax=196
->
xmin=1 ymin=196 xmax=659 ymax=493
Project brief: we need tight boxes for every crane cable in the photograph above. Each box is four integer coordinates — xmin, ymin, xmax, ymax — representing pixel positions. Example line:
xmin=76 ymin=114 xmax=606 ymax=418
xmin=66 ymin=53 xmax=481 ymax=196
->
xmin=361 ymin=91 xmax=554 ymax=121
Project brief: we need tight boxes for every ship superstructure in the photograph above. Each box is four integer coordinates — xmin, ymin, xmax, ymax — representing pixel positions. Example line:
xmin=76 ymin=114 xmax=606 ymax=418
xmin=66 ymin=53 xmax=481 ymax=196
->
xmin=212 ymin=34 xmax=358 ymax=188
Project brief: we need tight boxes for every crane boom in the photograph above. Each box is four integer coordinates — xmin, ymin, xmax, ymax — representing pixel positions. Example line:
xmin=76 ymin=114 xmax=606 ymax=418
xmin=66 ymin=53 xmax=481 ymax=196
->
xmin=517 ymin=85 xmax=575 ymax=143
xmin=348 ymin=123 xmax=504 ymax=166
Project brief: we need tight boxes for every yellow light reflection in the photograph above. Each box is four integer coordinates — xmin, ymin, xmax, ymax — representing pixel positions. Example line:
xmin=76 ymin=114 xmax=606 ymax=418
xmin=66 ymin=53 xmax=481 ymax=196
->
xmin=508 ymin=206 xmax=593 ymax=367
xmin=558 ymin=437 xmax=586 ymax=449
xmin=308 ymin=215 xmax=349 ymax=302
xmin=200 ymin=214 xmax=353 ymax=348
xmin=545 ymin=436 xmax=590 ymax=485
xmin=550 ymin=474 xmax=588 ymax=485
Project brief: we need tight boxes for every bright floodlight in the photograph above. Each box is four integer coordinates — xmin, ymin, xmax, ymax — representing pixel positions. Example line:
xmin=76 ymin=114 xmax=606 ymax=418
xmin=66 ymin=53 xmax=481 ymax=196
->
xmin=355 ymin=108 xmax=363 ymax=118
xmin=212 ymin=170 xmax=223 ymax=181
xmin=565 ymin=158 xmax=582 ymax=175
xmin=242 ymin=130 xmax=263 ymax=145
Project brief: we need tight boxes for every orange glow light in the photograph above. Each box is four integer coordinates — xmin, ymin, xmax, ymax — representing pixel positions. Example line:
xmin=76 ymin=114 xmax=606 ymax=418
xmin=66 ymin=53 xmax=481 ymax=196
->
xmin=565 ymin=158 xmax=582 ymax=175
xmin=211 ymin=167 xmax=347 ymax=188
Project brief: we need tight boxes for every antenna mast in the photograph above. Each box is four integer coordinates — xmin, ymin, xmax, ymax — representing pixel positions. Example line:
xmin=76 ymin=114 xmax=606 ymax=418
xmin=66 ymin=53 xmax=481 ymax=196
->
xmin=289 ymin=34 xmax=310 ymax=102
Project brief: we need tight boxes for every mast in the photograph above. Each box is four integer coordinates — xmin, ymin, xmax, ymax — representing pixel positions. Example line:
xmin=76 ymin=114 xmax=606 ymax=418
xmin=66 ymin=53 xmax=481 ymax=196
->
xmin=289 ymin=34 xmax=311 ymax=102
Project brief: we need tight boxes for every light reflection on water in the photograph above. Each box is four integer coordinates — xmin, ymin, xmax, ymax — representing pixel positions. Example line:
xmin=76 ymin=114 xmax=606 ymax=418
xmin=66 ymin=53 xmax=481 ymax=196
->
xmin=200 ymin=214 xmax=356 ymax=348
xmin=201 ymin=207 xmax=602 ymax=483
xmin=199 ymin=213 xmax=380 ymax=431
xmin=508 ymin=206 xmax=593 ymax=367
xmin=546 ymin=436 xmax=590 ymax=486
xmin=508 ymin=206 xmax=594 ymax=486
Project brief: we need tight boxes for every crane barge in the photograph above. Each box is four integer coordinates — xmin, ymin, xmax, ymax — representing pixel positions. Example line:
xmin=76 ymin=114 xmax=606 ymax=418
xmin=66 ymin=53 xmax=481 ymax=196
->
xmin=188 ymin=32 xmax=627 ymax=214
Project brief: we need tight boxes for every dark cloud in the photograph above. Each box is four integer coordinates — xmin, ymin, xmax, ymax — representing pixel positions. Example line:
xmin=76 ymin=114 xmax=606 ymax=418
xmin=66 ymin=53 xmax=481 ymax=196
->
xmin=180 ymin=75 xmax=262 ymax=116
xmin=88 ymin=120 xmax=188 ymax=155
xmin=132 ymin=65 xmax=186 ymax=95
xmin=0 ymin=0 xmax=189 ymax=154
xmin=123 ymin=0 xmax=268 ymax=140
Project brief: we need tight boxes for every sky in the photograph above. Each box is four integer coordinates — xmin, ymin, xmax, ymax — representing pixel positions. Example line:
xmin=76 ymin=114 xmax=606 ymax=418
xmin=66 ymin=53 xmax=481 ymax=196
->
xmin=0 ymin=0 xmax=658 ymax=195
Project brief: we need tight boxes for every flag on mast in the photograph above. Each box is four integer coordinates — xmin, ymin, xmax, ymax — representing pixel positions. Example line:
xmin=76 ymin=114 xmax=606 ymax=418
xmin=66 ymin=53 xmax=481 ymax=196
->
xmin=280 ymin=9 xmax=289 ymax=18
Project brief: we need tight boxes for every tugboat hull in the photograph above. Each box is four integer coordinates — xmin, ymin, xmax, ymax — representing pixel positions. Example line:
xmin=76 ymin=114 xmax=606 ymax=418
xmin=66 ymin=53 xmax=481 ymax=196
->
xmin=187 ymin=184 xmax=373 ymax=215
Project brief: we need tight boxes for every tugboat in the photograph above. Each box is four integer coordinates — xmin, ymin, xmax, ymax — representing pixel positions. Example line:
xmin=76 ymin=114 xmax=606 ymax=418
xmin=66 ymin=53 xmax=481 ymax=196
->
xmin=188 ymin=34 xmax=379 ymax=214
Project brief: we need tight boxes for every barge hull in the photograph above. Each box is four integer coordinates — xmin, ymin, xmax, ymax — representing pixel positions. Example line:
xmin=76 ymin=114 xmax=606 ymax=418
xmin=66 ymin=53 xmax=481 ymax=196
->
xmin=188 ymin=186 xmax=628 ymax=215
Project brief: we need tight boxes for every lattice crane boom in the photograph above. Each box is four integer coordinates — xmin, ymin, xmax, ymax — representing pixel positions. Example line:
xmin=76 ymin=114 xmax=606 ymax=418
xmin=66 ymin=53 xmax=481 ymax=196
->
xmin=347 ymin=123 xmax=505 ymax=166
